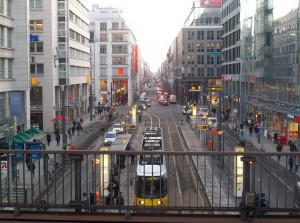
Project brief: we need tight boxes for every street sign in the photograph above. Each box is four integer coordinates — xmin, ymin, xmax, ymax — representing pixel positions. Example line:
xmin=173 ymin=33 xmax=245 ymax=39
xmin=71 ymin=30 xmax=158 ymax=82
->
xmin=124 ymin=124 xmax=136 ymax=129
xmin=1 ymin=161 xmax=7 ymax=174
xmin=197 ymin=125 xmax=208 ymax=130
xmin=208 ymin=86 xmax=222 ymax=91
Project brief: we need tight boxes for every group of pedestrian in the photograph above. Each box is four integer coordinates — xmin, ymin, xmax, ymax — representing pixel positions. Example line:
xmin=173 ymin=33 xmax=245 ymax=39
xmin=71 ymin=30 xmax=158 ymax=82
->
xmin=71 ymin=119 xmax=83 ymax=136
xmin=288 ymin=155 xmax=300 ymax=172
xmin=106 ymin=176 xmax=124 ymax=206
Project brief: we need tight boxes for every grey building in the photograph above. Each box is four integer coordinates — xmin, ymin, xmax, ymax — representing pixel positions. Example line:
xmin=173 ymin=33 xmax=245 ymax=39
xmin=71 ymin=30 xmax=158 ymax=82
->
xmin=165 ymin=1 xmax=223 ymax=106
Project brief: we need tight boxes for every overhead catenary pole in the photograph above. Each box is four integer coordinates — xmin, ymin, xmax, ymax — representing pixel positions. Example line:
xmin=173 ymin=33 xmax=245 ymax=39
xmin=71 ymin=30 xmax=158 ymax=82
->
xmin=61 ymin=86 xmax=66 ymax=150
xmin=89 ymin=85 xmax=93 ymax=123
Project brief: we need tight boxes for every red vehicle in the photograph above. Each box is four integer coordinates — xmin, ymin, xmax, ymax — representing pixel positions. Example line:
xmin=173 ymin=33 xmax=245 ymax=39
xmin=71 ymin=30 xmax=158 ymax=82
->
xmin=159 ymin=99 xmax=169 ymax=106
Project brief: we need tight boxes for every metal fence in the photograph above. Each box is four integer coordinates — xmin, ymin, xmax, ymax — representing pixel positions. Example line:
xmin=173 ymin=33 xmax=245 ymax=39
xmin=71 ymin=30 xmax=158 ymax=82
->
xmin=0 ymin=149 xmax=299 ymax=219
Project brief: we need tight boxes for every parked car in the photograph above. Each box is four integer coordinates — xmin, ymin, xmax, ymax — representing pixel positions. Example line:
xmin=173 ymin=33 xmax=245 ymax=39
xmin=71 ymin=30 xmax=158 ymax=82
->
xmin=144 ymin=99 xmax=151 ymax=107
xmin=112 ymin=123 xmax=124 ymax=134
xmin=182 ymin=105 xmax=191 ymax=115
xmin=104 ymin=131 xmax=117 ymax=146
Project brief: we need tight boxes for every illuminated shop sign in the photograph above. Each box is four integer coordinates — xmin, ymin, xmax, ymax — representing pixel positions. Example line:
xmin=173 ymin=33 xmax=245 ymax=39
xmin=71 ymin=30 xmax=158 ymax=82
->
xmin=200 ymin=0 xmax=222 ymax=7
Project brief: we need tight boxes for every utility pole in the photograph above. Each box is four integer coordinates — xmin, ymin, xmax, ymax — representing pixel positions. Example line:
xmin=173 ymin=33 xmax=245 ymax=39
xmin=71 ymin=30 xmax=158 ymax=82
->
xmin=89 ymin=85 xmax=93 ymax=123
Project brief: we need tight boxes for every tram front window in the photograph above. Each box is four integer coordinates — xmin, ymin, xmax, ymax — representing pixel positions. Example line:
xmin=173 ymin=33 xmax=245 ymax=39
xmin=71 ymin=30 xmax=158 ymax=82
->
xmin=136 ymin=177 xmax=167 ymax=198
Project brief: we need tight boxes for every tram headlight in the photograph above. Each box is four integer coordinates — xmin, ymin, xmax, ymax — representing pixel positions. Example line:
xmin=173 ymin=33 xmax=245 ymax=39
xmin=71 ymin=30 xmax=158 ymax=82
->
xmin=138 ymin=200 xmax=144 ymax=205
xmin=157 ymin=200 xmax=164 ymax=205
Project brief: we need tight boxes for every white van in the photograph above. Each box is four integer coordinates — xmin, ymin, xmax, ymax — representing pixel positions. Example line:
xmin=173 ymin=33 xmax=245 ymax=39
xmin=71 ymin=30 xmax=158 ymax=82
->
xmin=169 ymin=95 xmax=176 ymax=104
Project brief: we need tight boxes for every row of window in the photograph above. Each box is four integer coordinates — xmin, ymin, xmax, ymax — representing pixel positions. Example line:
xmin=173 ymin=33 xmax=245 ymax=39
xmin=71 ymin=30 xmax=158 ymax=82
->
xmin=99 ymin=45 xmax=129 ymax=54
xmin=182 ymin=67 xmax=223 ymax=77
xmin=69 ymin=0 xmax=89 ymax=16
xmin=0 ymin=58 xmax=12 ymax=79
xmin=100 ymin=22 xmax=122 ymax=31
xmin=70 ymin=66 xmax=89 ymax=76
xmin=222 ymin=0 xmax=240 ymax=19
xmin=70 ymin=10 xmax=89 ymax=32
xmin=99 ymin=67 xmax=129 ymax=76
xmin=223 ymin=29 xmax=240 ymax=48
xmin=223 ymin=13 xmax=240 ymax=34
xmin=30 ymin=0 xmax=42 ymax=9
xmin=0 ymin=0 xmax=11 ymax=17
xmin=0 ymin=25 xmax=12 ymax=48
xmin=70 ymin=47 xmax=89 ymax=61
xmin=70 ymin=29 xmax=89 ymax=46
xmin=187 ymin=42 xmax=222 ymax=53
xmin=187 ymin=30 xmax=222 ymax=41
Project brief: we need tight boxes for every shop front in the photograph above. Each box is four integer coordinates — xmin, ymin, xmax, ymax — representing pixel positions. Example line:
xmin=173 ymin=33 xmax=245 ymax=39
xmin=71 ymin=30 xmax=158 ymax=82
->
xmin=287 ymin=114 xmax=298 ymax=142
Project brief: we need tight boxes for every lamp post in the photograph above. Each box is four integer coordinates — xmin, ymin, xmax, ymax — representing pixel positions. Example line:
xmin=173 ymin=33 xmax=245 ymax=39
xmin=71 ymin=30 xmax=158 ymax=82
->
xmin=218 ymin=130 xmax=225 ymax=169
xmin=4 ymin=126 xmax=15 ymax=203
xmin=91 ymin=159 xmax=100 ymax=193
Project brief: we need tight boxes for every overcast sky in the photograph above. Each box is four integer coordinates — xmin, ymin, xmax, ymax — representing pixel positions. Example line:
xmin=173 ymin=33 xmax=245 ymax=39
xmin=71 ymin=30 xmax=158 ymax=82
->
xmin=89 ymin=0 xmax=196 ymax=72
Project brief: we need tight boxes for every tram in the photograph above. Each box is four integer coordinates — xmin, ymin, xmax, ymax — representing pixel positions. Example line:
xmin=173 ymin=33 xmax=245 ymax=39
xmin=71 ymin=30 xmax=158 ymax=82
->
xmin=132 ymin=126 xmax=168 ymax=206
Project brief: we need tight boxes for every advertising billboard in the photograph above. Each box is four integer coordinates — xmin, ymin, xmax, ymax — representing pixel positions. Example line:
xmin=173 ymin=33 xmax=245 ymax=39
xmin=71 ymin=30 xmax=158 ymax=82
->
xmin=200 ymin=0 xmax=222 ymax=7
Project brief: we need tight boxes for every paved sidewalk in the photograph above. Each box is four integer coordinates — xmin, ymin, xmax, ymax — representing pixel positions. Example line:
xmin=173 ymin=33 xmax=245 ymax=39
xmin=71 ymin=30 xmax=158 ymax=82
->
xmin=13 ymin=108 xmax=124 ymax=203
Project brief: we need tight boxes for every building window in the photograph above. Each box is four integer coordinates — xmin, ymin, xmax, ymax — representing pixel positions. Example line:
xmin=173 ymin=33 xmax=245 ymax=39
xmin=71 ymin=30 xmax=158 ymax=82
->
xmin=112 ymin=56 xmax=127 ymax=65
xmin=100 ymin=23 xmax=107 ymax=31
xmin=30 ymin=42 xmax=43 ymax=52
xmin=112 ymin=45 xmax=128 ymax=54
xmin=100 ymin=67 xmax=107 ymax=76
xmin=112 ymin=33 xmax=128 ymax=42
xmin=197 ymin=55 xmax=204 ymax=64
xmin=30 ymin=0 xmax=42 ymax=9
xmin=0 ymin=93 xmax=5 ymax=117
xmin=207 ymin=67 xmax=214 ymax=76
xmin=207 ymin=55 xmax=214 ymax=65
xmin=30 ymin=20 xmax=43 ymax=31
xmin=100 ymin=45 xmax=107 ymax=54
xmin=197 ymin=31 xmax=205 ymax=40
xmin=207 ymin=31 xmax=214 ymax=40
xmin=0 ymin=58 xmax=4 ymax=79
xmin=197 ymin=67 xmax=204 ymax=76
xmin=100 ymin=34 xmax=108 ymax=42
xmin=30 ymin=63 xmax=44 ymax=75
xmin=112 ymin=23 xmax=119 ymax=30
xmin=100 ymin=56 xmax=107 ymax=65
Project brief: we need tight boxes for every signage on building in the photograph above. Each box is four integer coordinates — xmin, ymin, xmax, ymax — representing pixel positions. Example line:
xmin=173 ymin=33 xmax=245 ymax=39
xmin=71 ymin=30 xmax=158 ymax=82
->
xmin=287 ymin=114 xmax=295 ymax=119
xmin=10 ymin=92 xmax=22 ymax=115
xmin=222 ymin=75 xmax=232 ymax=81
xmin=295 ymin=116 xmax=300 ymax=123
xmin=200 ymin=0 xmax=222 ymax=7
xmin=30 ymin=34 xmax=39 ymax=41
xmin=1 ymin=161 xmax=8 ymax=174
xmin=234 ymin=146 xmax=244 ymax=198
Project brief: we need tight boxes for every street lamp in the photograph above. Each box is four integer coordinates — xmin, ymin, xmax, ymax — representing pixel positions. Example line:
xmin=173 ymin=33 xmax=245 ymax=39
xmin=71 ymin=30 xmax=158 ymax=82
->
xmin=91 ymin=159 xmax=100 ymax=193
xmin=218 ymin=130 xmax=225 ymax=169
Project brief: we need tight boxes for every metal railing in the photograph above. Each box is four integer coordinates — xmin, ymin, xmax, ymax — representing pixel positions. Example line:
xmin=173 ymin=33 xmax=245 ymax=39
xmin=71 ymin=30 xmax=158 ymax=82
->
xmin=0 ymin=150 xmax=299 ymax=219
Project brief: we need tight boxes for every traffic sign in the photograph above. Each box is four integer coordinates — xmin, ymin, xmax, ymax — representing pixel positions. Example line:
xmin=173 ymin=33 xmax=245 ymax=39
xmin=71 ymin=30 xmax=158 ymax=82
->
xmin=208 ymin=86 xmax=222 ymax=91
xmin=197 ymin=125 xmax=208 ymax=130
xmin=124 ymin=124 xmax=136 ymax=129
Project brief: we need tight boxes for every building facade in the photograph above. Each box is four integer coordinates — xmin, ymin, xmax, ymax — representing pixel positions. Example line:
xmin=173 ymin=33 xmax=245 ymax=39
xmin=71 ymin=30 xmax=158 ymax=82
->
xmin=165 ymin=1 xmax=223 ymax=106
xmin=0 ymin=0 xmax=30 ymax=139
xmin=89 ymin=5 xmax=145 ymax=107
xmin=29 ymin=0 xmax=90 ymax=131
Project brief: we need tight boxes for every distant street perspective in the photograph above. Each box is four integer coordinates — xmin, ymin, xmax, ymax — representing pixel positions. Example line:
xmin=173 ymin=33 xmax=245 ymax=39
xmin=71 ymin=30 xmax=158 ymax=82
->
xmin=0 ymin=0 xmax=300 ymax=223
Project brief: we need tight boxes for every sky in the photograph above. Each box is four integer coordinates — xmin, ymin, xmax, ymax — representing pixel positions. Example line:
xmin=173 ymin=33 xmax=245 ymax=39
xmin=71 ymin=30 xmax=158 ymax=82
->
xmin=89 ymin=0 xmax=196 ymax=72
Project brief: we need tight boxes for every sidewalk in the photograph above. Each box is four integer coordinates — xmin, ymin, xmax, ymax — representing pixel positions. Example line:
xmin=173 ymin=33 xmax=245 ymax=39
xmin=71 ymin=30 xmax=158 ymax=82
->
xmin=14 ymin=108 xmax=124 ymax=203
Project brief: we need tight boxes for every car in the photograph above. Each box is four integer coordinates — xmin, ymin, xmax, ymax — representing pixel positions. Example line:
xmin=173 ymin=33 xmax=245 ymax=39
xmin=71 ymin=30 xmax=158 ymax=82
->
xmin=159 ymin=99 xmax=169 ymax=106
xmin=144 ymin=99 xmax=151 ymax=107
xmin=198 ymin=107 xmax=208 ymax=119
xmin=206 ymin=117 xmax=217 ymax=128
xmin=104 ymin=131 xmax=117 ymax=146
xmin=112 ymin=123 xmax=124 ymax=134
xmin=182 ymin=105 xmax=191 ymax=115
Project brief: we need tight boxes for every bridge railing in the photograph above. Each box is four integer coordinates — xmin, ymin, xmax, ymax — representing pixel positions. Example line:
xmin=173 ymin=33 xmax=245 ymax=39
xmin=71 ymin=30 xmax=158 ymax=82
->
xmin=0 ymin=149 xmax=299 ymax=218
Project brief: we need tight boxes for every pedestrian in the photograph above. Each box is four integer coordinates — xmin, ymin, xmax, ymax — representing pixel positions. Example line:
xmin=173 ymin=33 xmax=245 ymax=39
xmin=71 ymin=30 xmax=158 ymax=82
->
xmin=72 ymin=125 xmax=76 ymax=135
xmin=138 ymin=113 xmax=142 ymax=124
xmin=55 ymin=134 xmax=61 ymax=146
xmin=273 ymin=132 xmax=278 ymax=143
xmin=76 ymin=122 xmax=81 ymax=136
xmin=67 ymin=127 xmax=72 ymax=139
xmin=276 ymin=142 xmax=283 ymax=161
xmin=46 ymin=133 xmax=51 ymax=146
xmin=101 ymin=127 xmax=105 ymax=137
xmin=26 ymin=154 xmax=30 ymax=170
xmin=130 ymin=148 xmax=135 ymax=165
xmin=116 ymin=192 xmax=124 ymax=205
xmin=288 ymin=156 xmax=294 ymax=172
xmin=109 ymin=113 xmax=112 ymax=122
xmin=80 ymin=118 xmax=83 ymax=125
xmin=295 ymin=155 xmax=300 ymax=172
xmin=30 ymin=162 xmax=36 ymax=178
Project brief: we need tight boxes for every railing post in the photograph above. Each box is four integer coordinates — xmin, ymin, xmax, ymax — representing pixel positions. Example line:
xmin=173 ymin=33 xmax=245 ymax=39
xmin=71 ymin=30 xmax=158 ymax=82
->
xmin=68 ymin=154 xmax=83 ymax=213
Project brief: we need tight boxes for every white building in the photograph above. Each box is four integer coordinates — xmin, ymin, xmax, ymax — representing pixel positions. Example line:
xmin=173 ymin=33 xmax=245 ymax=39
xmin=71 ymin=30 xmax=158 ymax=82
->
xmin=89 ymin=5 xmax=141 ymax=107
xmin=0 ymin=0 xmax=30 ymax=139
xmin=30 ymin=0 xmax=90 ymax=131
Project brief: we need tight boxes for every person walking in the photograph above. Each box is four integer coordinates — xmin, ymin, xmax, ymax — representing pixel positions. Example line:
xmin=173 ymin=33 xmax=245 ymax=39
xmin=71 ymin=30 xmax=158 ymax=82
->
xmin=55 ymin=134 xmax=61 ymax=146
xmin=130 ymin=147 xmax=135 ymax=165
xmin=276 ymin=141 xmax=283 ymax=161
xmin=76 ymin=121 xmax=81 ymax=136
xmin=109 ymin=113 xmax=112 ymax=122
xmin=295 ymin=155 xmax=300 ymax=172
xmin=67 ymin=127 xmax=72 ymax=139
xmin=288 ymin=156 xmax=294 ymax=172
xmin=46 ymin=133 xmax=51 ymax=146
xmin=138 ymin=113 xmax=142 ymax=124
xmin=26 ymin=154 xmax=30 ymax=170
xmin=30 ymin=162 xmax=36 ymax=178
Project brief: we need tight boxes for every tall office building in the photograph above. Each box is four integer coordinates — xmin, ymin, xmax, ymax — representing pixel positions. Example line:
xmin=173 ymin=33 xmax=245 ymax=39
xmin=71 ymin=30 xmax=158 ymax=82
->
xmin=0 ymin=0 xmax=30 ymax=139
xmin=89 ymin=5 xmax=141 ymax=107
xmin=166 ymin=1 xmax=223 ymax=105
xmin=29 ymin=0 xmax=90 ymax=131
